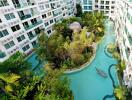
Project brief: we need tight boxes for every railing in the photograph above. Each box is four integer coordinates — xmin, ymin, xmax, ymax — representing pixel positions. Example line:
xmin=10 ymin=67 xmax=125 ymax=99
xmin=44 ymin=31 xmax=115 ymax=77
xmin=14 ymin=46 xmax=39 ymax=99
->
xmin=25 ymin=21 xmax=43 ymax=30
xmin=20 ymin=14 xmax=32 ymax=20
xmin=29 ymin=34 xmax=37 ymax=40
xmin=128 ymin=35 xmax=132 ymax=45
xmin=14 ymin=2 xmax=35 ymax=9
xmin=20 ymin=11 xmax=40 ymax=20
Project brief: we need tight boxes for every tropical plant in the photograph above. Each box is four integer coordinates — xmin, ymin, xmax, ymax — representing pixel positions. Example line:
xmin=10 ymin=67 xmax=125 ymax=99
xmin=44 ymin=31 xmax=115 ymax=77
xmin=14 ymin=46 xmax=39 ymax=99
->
xmin=82 ymin=12 xmax=105 ymax=37
xmin=0 ymin=73 xmax=20 ymax=95
xmin=0 ymin=52 xmax=30 ymax=74
xmin=34 ymin=68 xmax=73 ymax=100
xmin=114 ymin=86 xmax=127 ymax=100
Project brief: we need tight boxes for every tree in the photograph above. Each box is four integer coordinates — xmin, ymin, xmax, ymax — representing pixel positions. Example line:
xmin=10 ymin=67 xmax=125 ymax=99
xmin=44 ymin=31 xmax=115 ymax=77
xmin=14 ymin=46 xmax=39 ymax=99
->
xmin=34 ymin=69 xmax=73 ymax=100
xmin=0 ymin=52 xmax=30 ymax=75
xmin=0 ymin=73 xmax=20 ymax=97
xmin=53 ymin=23 xmax=72 ymax=39
xmin=76 ymin=4 xmax=82 ymax=17
xmin=36 ymin=32 xmax=49 ymax=61
xmin=82 ymin=12 xmax=105 ymax=37
xmin=114 ymin=86 xmax=127 ymax=100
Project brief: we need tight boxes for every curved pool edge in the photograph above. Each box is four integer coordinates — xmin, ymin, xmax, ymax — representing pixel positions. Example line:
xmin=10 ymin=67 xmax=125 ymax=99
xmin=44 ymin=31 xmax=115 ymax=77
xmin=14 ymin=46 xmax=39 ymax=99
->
xmin=64 ymin=35 xmax=106 ymax=74
xmin=64 ymin=53 xmax=96 ymax=74
xmin=103 ymin=44 xmax=120 ymax=100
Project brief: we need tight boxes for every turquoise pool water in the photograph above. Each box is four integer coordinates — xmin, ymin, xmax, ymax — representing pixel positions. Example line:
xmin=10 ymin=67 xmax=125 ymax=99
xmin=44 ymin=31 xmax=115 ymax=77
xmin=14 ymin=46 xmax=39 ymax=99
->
xmin=26 ymin=53 xmax=45 ymax=77
xmin=67 ymin=21 xmax=119 ymax=100
xmin=27 ymin=53 xmax=39 ymax=70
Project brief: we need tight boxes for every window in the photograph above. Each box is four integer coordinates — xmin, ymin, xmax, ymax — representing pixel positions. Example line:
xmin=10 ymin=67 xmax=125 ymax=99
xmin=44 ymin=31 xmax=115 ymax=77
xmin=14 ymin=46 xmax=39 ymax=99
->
xmin=0 ymin=19 xmax=2 ymax=23
xmin=111 ymin=11 xmax=114 ymax=13
xmin=27 ymin=32 xmax=34 ymax=40
xmin=48 ymin=12 xmax=52 ymax=16
xmin=50 ymin=19 xmax=53 ymax=24
xmin=47 ymin=30 xmax=51 ymax=34
xmin=105 ymin=11 xmax=109 ymax=14
xmin=101 ymin=1 xmax=104 ymax=4
xmin=100 ymin=6 xmax=104 ymax=9
xmin=62 ymin=7 xmax=64 ymax=10
xmin=95 ymin=5 xmax=98 ymax=8
xmin=83 ymin=0 xmax=87 ymax=4
xmin=42 ymin=14 xmax=46 ymax=19
xmin=32 ymin=41 xmax=37 ymax=47
xmin=95 ymin=0 xmax=98 ymax=3
xmin=31 ymin=18 xmax=37 ymax=24
xmin=22 ymin=44 xmax=30 ymax=51
xmin=4 ymin=41 xmax=15 ymax=49
xmin=23 ymin=22 xmax=29 ymax=29
xmin=106 ymin=1 xmax=109 ymax=5
xmin=11 ymin=25 xmax=20 ymax=32
xmin=45 ymin=22 xmax=49 ymax=27
xmin=39 ymin=5 xmax=44 ymax=10
xmin=0 ymin=0 xmax=9 ymax=7
xmin=111 ymin=6 xmax=114 ymax=9
xmin=112 ymin=1 xmax=115 ymax=4
xmin=17 ymin=35 xmax=25 ymax=42
xmin=0 ymin=29 xmax=9 ymax=38
xmin=5 ymin=13 xmax=15 ymax=20
xmin=84 ymin=6 xmax=92 ymax=10
xmin=106 ymin=6 xmax=109 ymax=10
xmin=45 ymin=4 xmax=49 ymax=8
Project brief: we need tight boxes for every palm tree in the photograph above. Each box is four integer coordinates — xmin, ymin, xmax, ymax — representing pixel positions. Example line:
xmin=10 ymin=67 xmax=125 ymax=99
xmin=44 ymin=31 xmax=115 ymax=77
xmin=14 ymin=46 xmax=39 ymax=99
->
xmin=0 ymin=73 xmax=20 ymax=93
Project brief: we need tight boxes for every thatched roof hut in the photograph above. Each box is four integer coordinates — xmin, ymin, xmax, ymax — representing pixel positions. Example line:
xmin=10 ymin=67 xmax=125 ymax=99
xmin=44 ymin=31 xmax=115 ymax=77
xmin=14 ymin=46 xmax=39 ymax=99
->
xmin=69 ymin=22 xmax=82 ymax=33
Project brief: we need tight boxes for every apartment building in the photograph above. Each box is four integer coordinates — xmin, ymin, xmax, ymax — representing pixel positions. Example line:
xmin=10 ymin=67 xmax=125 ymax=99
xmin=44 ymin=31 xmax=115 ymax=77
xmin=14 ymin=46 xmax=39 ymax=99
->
xmin=0 ymin=0 xmax=75 ymax=62
xmin=80 ymin=0 xmax=115 ymax=18
xmin=114 ymin=0 xmax=132 ymax=88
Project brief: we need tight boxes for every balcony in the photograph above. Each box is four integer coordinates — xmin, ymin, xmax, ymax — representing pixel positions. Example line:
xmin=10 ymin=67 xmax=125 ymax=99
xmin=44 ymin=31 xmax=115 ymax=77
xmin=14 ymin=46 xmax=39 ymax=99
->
xmin=13 ymin=2 xmax=35 ymax=9
xmin=0 ymin=1 xmax=9 ymax=7
xmin=0 ymin=51 xmax=6 ymax=58
xmin=128 ymin=35 xmax=132 ymax=45
xmin=28 ymin=34 xmax=37 ymax=40
xmin=24 ymin=21 xmax=43 ymax=30
xmin=20 ymin=14 xmax=32 ymax=20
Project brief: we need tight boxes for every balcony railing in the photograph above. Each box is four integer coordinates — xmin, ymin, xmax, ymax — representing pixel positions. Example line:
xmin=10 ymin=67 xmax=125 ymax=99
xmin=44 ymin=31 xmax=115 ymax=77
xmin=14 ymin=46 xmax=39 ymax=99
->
xmin=28 ymin=34 xmax=37 ymax=40
xmin=20 ymin=14 xmax=32 ymax=20
xmin=24 ymin=20 xmax=43 ymax=30
xmin=128 ymin=35 xmax=132 ymax=45
xmin=14 ymin=2 xmax=35 ymax=9
xmin=19 ymin=12 xmax=40 ymax=20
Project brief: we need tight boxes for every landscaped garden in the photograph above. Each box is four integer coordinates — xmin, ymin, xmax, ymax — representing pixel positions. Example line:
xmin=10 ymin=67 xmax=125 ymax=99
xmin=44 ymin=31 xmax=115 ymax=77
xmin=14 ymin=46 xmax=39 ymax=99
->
xmin=36 ymin=12 xmax=105 ymax=71
xmin=0 ymin=11 xmax=105 ymax=99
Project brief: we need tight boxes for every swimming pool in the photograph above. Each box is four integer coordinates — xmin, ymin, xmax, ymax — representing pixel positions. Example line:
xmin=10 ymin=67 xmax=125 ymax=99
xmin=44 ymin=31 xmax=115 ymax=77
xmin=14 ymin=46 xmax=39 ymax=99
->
xmin=67 ymin=20 xmax=119 ymax=100
xmin=26 ymin=52 xmax=45 ymax=77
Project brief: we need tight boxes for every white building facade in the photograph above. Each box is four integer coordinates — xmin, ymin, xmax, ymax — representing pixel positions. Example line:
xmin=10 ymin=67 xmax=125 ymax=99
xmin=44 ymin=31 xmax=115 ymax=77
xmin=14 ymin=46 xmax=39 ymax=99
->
xmin=0 ymin=0 xmax=75 ymax=62
xmin=114 ymin=0 xmax=132 ymax=88
xmin=80 ymin=0 xmax=115 ymax=18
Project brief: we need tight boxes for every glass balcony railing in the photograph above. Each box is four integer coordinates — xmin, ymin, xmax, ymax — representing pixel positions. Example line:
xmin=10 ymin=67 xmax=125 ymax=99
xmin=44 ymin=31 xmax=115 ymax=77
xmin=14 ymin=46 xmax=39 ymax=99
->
xmin=128 ymin=35 xmax=132 ymax=45
xmin=25 ymin=20 xmax=43 ymax=30
xmin=14 ymin=2 xmax=35 ymax=9
xmin=20 ymin=14 xmax=32 ymax=20
xmin=19 ymin=12 xmax=39 ymax=20
xmin=28 ymin=34 xmax=37 ymax=40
